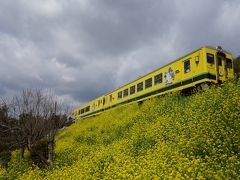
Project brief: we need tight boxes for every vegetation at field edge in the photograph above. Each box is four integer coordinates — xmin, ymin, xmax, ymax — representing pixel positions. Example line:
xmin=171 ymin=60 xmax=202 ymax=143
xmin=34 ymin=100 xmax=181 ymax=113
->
xmin=1 ymin=79 xmax=240 ymax=179
xmin=234 ymin=55 xmax=240 ymax=77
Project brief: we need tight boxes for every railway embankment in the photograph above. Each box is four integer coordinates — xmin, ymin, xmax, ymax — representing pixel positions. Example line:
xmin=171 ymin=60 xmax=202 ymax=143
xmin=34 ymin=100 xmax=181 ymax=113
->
xmin=1 ymin=79 xmax=240 ymax=179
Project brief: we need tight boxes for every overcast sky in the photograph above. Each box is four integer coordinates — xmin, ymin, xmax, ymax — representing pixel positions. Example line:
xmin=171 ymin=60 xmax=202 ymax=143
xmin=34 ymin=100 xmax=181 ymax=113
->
xmin=0 ymin=0 xmax=240 ymax=106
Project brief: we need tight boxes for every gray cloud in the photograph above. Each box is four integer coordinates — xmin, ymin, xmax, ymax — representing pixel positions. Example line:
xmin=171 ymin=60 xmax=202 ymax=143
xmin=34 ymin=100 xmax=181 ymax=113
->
xmin=0 ymin=0 xmax=239 ymax=106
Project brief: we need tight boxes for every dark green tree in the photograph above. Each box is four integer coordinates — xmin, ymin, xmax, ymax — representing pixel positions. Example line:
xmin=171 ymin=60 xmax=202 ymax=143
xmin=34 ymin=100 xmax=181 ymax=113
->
xmin=234 ymin=55 xmax=240 ymax=77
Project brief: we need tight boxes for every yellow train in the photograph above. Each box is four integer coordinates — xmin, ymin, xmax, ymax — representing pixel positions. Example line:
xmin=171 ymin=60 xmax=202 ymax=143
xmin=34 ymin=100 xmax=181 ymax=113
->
xmin=73 ymin=46 xmax=234 ymax=120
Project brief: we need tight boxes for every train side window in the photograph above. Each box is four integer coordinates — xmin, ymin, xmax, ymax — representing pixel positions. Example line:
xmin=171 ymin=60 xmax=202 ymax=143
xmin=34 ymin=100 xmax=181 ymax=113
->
xmin=137 ymin=82 xmax=143 ymax=92
xmin=85 ymin=106 xmax=90 ymax=112
xmin=109 ymin=95 xmax=113 ymax=102
xmin=184 ymin=60 xmax=191 ymax=73
xmin=207 ymin=53 xmax=214 ymax=64
xmin=226 ymin=58 xmax=233 ymax=68
xmin=130 ymin=85 xmax=136 ymax=95
xmin=154 ymin=73 xmax=162 ymax=85
xmin=217 ymin=57 xmax=222 ymax=66
xmin=123 ymin=89 xmax=128 ymax=97
xmin=81 ymin=109 xmax=85 ymax=114
xmin=145 ymin=78 xmax=152 ymax=89
xmin=92 ymin=103 xmax=95 ymax=111
xmin=103 ymin=98 xmax=105 ymax=105
xmin=118 ymin=91 xmax=122 ymax=99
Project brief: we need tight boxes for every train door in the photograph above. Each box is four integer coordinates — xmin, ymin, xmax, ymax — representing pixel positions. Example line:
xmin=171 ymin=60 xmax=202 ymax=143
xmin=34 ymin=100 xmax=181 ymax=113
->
xmin=216 ymin=55 xmax=227 ymax=82
xmin=103 ymin=97 xmax=106 ymax=107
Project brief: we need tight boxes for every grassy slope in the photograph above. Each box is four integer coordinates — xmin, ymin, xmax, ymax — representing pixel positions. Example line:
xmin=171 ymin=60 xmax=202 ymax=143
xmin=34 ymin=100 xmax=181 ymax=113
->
xmin=1 ymin=79 xmax=240 ymax=179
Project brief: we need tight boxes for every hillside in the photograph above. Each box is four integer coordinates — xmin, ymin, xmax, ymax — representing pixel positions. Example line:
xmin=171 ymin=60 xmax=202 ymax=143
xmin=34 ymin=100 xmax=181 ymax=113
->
xmin=1 ymin=79 xmax=240 ymax=179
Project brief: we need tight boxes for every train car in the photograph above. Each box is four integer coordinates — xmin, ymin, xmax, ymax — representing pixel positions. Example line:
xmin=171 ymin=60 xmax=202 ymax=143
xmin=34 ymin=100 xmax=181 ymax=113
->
xmin=73 ymin=46 xmax=234 ymax=120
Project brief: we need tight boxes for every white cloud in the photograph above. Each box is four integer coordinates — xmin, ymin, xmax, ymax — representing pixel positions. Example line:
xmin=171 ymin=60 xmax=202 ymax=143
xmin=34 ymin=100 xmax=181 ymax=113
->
xmin=24 ymin=0 xmax=62 ymax=18
xmin=216 ymin=1 xmax=240 ymax=35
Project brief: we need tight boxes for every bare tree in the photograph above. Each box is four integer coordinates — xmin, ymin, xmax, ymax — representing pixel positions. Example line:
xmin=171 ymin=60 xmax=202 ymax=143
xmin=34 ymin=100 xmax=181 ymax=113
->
xmin=0 ymin=89 xmax=68 ymax=168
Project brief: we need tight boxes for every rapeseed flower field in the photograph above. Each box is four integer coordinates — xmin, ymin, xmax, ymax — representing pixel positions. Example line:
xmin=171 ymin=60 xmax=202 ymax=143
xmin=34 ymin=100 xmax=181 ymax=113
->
xmin=1 ymin=79 xmax=240 ymax=179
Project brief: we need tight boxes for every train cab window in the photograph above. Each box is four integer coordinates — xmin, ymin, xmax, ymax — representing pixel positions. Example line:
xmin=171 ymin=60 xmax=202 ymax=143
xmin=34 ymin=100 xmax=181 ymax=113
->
xmin=123 ymin=89 xmax=128 ymax=97
xmin=184 ymin=60 xmax=191 ymax=73
xmin=137 ymin=82 xmax=143 ymax=92
xmin=81 ymin=109 xmax=85 ymax=114
xmin=85 ymin=106 xmax=90 ymax=112
xmin=118 ymin=91 xmax=122 ymax=99
xmin=217 ymin=57 xmax=222 ymax=66
xmin=145 ymin=78 xmax=152 ymax=89
xmin=98 ymin=100 xmax=100 ymax=106
xmin=154 ymin=73 xmax=162 ymax=85
xmin=226 ymin=58 xmax=233 ymax=68
xmin=78 ymin=110 xmax=81 ymax=115
xmin=130 ymin=85 xmax=136 ymax=95
xmin=207 ymin=53 xmax=214 ymax=64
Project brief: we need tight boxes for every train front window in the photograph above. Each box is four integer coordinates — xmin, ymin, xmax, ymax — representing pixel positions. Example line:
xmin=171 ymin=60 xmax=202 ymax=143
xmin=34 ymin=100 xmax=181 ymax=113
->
xmin=184 ymin=60 xmax=191 ymax=73
xmin=118 ymin=91 xmax=122 ymax=99
xmin=226 ymin=58 xmax=233 ymax=69
xmin=207 ymin=53 xmax=214 ymax=64
xmin=137 ymin=82 xmax=143 ymax=92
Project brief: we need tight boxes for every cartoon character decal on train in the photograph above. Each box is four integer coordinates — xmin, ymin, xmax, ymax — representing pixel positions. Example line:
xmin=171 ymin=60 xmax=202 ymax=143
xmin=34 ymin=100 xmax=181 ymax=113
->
xmin=164 ymin=67 xmax=174 ymax=84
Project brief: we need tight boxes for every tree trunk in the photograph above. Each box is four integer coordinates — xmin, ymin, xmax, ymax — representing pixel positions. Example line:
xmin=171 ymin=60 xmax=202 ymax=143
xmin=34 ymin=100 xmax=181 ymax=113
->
xmin=47 ymin=140 xmax=54 ymax=168
xmin=19 ymin=146 xmax=25 ymax=161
